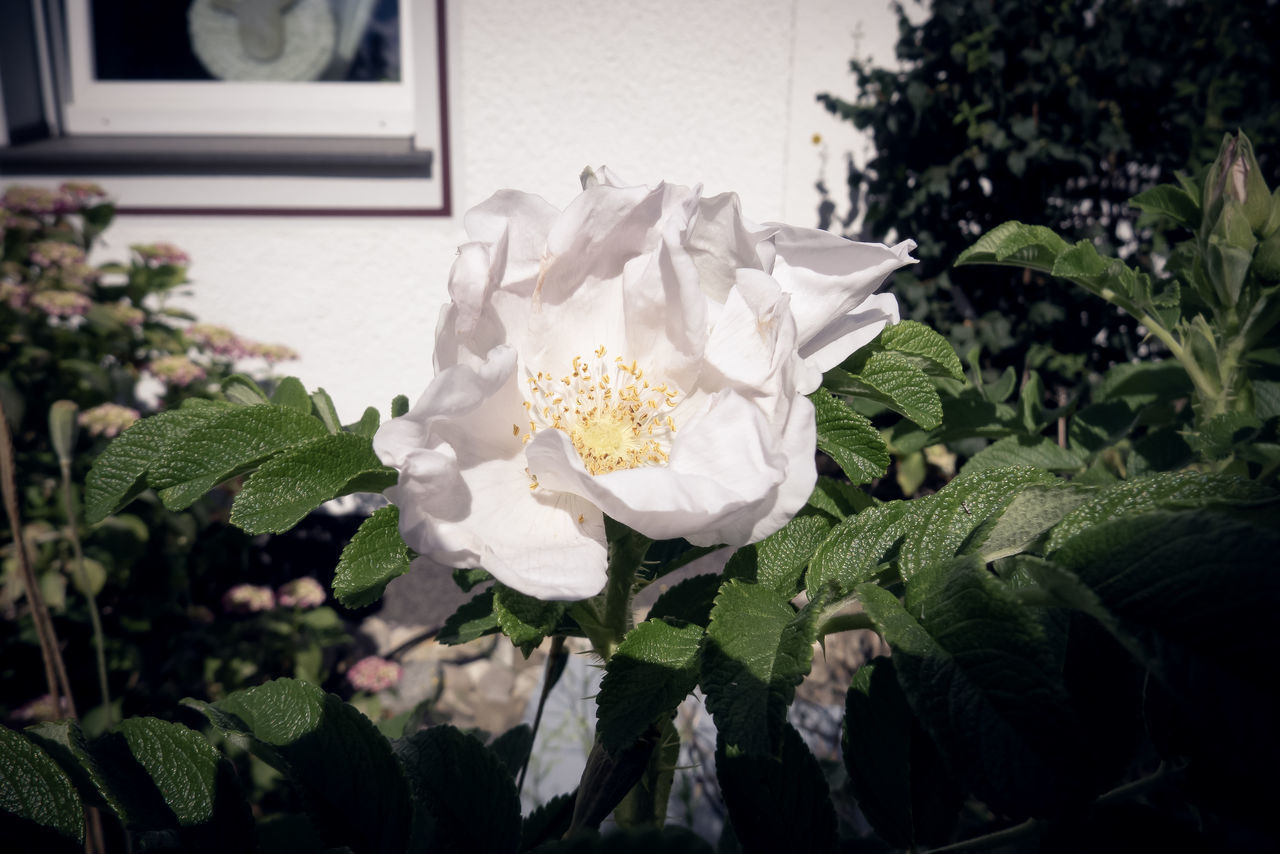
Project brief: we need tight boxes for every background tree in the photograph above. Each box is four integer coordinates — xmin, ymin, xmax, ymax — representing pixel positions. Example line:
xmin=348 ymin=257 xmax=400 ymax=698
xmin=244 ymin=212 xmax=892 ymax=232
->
xmin=819 ymin=0 xmax=1279 ymax=387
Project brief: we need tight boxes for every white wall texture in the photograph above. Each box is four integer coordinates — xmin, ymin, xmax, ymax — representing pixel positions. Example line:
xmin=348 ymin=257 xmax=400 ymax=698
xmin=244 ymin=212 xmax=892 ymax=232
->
xmin=11 ymin=0 xmax=906 ymax=421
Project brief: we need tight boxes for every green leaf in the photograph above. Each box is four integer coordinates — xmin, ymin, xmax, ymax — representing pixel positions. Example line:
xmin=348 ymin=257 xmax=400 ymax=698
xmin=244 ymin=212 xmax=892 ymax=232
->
xmin=220 ymin=374 xmax=270 ymax=405
xmin=452 ymin=567 xmax=491 ymax=593
xmin=897 ymin=465 xmax=1058 ymax=581
xmin=394 ymin=725 xmax=521 ymax=854
xmin=878 ymin=319 xmax=965 ymax=380
xmin=347 ymin=406 xmax=381 ymax=438
xmin=310 ymin=388 xmax=342 ymax=434
xmin=492 ymin=584 xmax=565 ymax=656
xmin=487 ymin=724 xmax=534 ymax=779
xmin=332 ymin=505 xmax=413 ymax=608
xmin=700 ymin=581 xmax=816 ymax=755
xmin=186 ymin=678 xmax=413 ymax=854
xmin=1050 ymin=510 xmax=1280 ymax=658
xmin=83 ymin=400 xmax=234 ymax=523
xmin=1045 ymin=471 xmax=1275 ymax=553
xmin=975 ymin=484 xmax=1093 ymax=561
xmin=520 ymin=791 xmax=575 ymax=852
xmin=149 ymin=405 xmax=330 ymax=511
xmin=955 ymin=220 xmax=1069 ymax=270
xmin=810 ymin=389 xmax=890 ymax=484
xmin=231 ymin=433 xmax=396 ymax=534
xmin=808 ymin=500 xmax=915 ymax=595
xmin=856 ymin=558 xmax=1094 ymax=817
xmin=391 ymin=394 xmax=410 ymax=418
xmin=843 ymin=657 xmax=962 ymax=849
xmin=646 ymin=573 xmax=722 ymax=627
xmin=438 ymin=589 xmax=500 ymax=645
xmin=805 ymin=475 xmax=873 ymax=518
xmin=613 ymin=716 xmax=680 ymax=831
xmin=826 ymin=351 xmax=943 ymax=428
xmin=715 ymin=722 xmax=836 ymax=854
xmin=116 ymin=717 xmax=254 ymax=844
xmin=533 ymin=826 xmax=712 ymax=853
xmin=1130 ymin=183 xmax=1201 ymax=230
xmin=960 ymin=435 xmax=1086 ymax=475
xmin=1096 ymin=360 xmax=1192 ymax=404
xmin=23 ymin=721 xmax=130 ymax=822
xmin=723 ymin=509 xmax=836 ymax=598
xmin=0 ymin=725 xmax=83 ymax=845
xmin=270 ymin=377 xmax=312 ymax=412
xmin=597 ymin=619 xmax=703 ymax=752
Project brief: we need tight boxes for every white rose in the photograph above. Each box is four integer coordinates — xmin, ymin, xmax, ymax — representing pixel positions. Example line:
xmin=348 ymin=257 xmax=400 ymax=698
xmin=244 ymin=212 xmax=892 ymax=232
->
xmin=375 ymin=170 xmax=915 ymax=600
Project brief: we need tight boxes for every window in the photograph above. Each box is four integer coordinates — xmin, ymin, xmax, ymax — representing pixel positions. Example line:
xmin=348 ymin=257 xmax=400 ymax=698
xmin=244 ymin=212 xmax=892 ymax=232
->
xmin=0 ymin=0 xmax=451 ymax=214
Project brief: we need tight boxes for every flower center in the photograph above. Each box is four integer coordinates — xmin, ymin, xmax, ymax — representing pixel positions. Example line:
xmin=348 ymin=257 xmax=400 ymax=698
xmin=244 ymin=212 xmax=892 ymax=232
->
xmin=519 ymin=345 xmax=680 ymax=476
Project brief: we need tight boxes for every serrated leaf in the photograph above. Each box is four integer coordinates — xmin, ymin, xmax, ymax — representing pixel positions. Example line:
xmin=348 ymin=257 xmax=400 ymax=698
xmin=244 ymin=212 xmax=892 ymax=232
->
xmin=723 ymin=509 xmax=835 ymax=598
xmin=647 ymin=573 xmax=722 ymax=627
xmin=493 ymin=584 xmax=565 ymax=656
xmin=116 ymin=717 xmax=254 ymax=844
xmin=955 ymin=221 xmax=1069 ymax=270
xmin=700 ymin=581 xmax=816 ymax=755
xmin=270 ymin=377 xmax=312 ymax=412
xmin=83 ymin=400 xmax=234 ymax=523
xmin=0 ymin=725 xmax=83 ymax=844
xmin=597 ymin=619 xmax=703 ymax=752
xmin=811 ymin=389 xmax=890 ymax=484
xmin=808 ymin=501 xmax=916 ymax=595
xmin=856 ymin=558 xmax=1094 ymax=817
xmin=878 ymin=319 xmax=965 ymax=380
xmin=715 ymin=722 xmax=836 ymax=854
xmin=187 ymin=679 xmax=413 ymax=854
xmin=452 ymin=567 xmax=491 ymax=593
xmin=826 ymin=351 xmax=943 ymax=428
xmin=332 ymin=505 xmax=412 ymax=608
xmin=221 ymin=374 xmax=270 ymax=405
xmin=1096 ymin=360 xmax=1192 ymax=404
xmin=806 ymin=475 xmax=873 ymax=518
xmin=149 ymin=405 xmax=330 ymax=510
xmin=520 ymin=790 xmax=575 ymax=851
xmin=897 ymin=466 xmax=1058 ymax=581
xmin=960 ymin=435 xmax=1086 ymax=475
xmin=231 ymin=433 xmax=396 ymax=534
xmin=487 ymin=724 xmax=533 ymax=779
xmin=394 ymin=726 xmax=521 ymax=854
xmin=23 ymin=721 xmax=129 ymax=822
xmin=438 ymin=588 xmax=500 ymax=645
xmin=1045 ymin=471 xmax=1275 ymax=554
xmin=1130 ymin=184 xmax=1200 ymax=230
xmin=976 ymin=485 xmax=1093 ymax=561
xmin=843 ymin=658 xmax=962 ymax=849
xmin=1051 ymin=510 xmax=1280 ymax=658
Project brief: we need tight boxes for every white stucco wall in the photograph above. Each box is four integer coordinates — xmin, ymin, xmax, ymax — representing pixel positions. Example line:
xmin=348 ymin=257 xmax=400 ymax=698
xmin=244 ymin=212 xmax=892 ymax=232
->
xmin=6 ymin=0 xmax=905 ymax=421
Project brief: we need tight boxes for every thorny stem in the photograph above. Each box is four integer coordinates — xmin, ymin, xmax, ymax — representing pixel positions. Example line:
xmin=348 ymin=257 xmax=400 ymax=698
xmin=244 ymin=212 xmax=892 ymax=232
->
xmin=60 ymin=459 xmax=113 ymax=727
xmin=0 ymin=398 xmax=77 ymax=719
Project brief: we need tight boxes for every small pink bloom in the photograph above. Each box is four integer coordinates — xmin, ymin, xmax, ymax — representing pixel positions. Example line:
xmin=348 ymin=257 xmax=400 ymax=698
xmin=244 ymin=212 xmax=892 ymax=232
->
xmin=276 ymin=577 xmax=326 ymax=609
xmin=30 ymin=290 xmax=91 ymax=317
xmin=2 ymin=186 xmax=74 ymax=215
xmin=347 ymin=656 xmax=403 ymax=692
xmin=148 ymin=355 xmax=206 ymax=387
xmin=131 ymin=242 xmax=190 ymax=268
xmin=59 ymin=182 xmax=108 ymax=205
xmin=244 ymin=341 xmax=300 ymax=364
xmin=78 ymin=403 xmax=141 ymax=438
xmin=185 ymin=323 xmax=247 ymax=358
xmin=29 ymin=241 xmax=86 ymax=269
xmin=222 ymin=583 xmax=276 ymax=614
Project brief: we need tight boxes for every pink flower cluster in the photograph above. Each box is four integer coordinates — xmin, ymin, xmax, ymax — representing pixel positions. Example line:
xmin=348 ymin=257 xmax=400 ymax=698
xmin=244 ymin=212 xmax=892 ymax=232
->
xmin=186 ymin=324 xmax=298 ymax=363
xmin=103 ymin=300 xmax=145 ymax=327
xmin=30 ymin=290 xmax=91 ymax=318
xmin=222 ymin=583 xmax=276 ymax=614
xmin=1 ymin=186 xmax=74 ymax=216
xmin=347 ymin=656 xmax=403 ymax=693
xmin=59 ymin=182 xmax=108 ymax=205
xmin=78 ymin=403 xmax=141 ymax=438
xmin=276 ymin=577 xmax=326 ymax=609
xmin=131 ymin=242 xmax=190 ymax=268
xmin=29 ymin=241 xmax=86 ymax=269
xmin=148 ymin=354 xmax=207 ymax=387
xmin=0 ymin=281 xmax=29 ymax=310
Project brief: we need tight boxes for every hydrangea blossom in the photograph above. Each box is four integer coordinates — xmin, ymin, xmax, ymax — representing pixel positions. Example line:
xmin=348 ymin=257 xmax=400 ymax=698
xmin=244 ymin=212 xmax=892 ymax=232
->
xmin=29 ymin=241 xmax=86 ymax=269
xmin=375 ymin=170 xmax=914 ymax=600
xmin=30 ymin=290 xmax=91 ymax=318
xmin=148 ymin=355 xmax=206 ymax=387
xmin=221 ymin=583 xmax=275 ymax=614
xmin=79 ymin=403 xmax=141 ymax=438
xmin=131 ymin=242 xmax=190 ymax=268
xmin=276 ymin=576 xmax=326 ymax=609
xmin=347 ymin=656 xmax=403 ymax=692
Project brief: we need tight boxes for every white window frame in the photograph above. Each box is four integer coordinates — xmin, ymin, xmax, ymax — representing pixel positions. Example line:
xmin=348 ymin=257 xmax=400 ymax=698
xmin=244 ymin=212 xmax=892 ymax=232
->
xmin=62 ymin=0 xmax=431 ymax=142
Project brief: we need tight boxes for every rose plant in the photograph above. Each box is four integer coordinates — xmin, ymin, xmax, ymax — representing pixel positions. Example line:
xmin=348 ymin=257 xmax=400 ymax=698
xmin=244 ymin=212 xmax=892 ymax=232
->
xmin=3 ymin=147 xmax=1278 ymax=853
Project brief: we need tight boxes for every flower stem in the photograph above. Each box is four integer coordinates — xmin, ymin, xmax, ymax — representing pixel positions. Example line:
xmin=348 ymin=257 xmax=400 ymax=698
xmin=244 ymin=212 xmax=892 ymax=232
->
xmin=60 ymin=459 xmax=113 ymax=727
